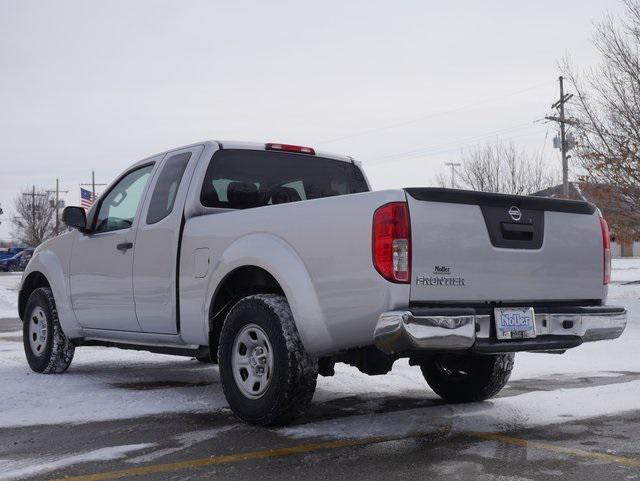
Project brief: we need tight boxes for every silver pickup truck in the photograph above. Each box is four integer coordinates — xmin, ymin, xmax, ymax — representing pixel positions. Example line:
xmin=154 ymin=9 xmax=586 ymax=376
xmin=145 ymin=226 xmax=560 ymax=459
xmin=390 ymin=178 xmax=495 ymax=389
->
xmin=19 ymin=140 xmax=627 ymax=425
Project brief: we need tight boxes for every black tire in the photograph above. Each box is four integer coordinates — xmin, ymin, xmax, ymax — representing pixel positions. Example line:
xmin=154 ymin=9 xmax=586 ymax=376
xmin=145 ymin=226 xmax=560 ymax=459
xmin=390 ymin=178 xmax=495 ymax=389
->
xmin=23 ymin=287 xmax=75 ymax=374
xmin=420 ymin=353 xmax=514 ymax=403
xmin=218 ymin=294 xmax=318 ymax=426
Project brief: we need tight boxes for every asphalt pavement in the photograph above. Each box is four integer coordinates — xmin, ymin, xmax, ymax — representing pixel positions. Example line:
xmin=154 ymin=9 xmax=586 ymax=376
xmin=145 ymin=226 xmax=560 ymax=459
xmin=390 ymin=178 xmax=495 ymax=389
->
xmin=1 ymin=312 xmax=639 ymax=481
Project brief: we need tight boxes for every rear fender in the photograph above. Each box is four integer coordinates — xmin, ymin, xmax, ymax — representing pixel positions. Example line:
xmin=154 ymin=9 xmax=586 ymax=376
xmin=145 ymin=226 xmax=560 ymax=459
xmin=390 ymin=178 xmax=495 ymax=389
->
xmin=204 ymin=233 xmax=334 ymax=355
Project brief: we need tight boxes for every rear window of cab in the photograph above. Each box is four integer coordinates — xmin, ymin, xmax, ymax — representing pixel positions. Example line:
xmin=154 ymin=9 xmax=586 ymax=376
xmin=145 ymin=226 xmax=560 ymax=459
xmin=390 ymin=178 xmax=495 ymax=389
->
xmin=200 ymin=149 xmax=368 ymax=209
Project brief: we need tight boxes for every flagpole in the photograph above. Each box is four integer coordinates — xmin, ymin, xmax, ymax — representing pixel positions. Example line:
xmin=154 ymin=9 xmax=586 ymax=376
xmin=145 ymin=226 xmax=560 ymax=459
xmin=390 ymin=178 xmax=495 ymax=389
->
xmin=80 ymin=170 xmax=107 ymax=208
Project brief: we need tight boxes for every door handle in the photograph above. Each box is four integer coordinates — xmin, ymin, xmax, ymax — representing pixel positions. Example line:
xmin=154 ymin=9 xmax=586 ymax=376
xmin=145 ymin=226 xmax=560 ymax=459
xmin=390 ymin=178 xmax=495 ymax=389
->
xmin=116 ymin=242 xmax=134 ymax=252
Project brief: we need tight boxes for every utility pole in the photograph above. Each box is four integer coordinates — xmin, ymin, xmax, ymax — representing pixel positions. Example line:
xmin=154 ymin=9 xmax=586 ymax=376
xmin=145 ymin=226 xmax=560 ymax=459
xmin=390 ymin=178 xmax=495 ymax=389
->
xmin=22 ymin=186 xmax=48 ymax=243
xmin=46 ymin=178 xmax=69 ymax=236
xmin=80 ymin=170 xmax=107 ymax=205
xmin=445 ymin=162 xmax=461 ymax=189
xmin=546 ymin=76 xmax=576 ymax=198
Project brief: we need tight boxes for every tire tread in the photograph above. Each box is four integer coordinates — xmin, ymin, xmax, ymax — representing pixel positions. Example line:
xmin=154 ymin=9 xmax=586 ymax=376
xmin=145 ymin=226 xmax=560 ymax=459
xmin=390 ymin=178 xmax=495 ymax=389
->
xmin=218 ymin=294 xmax=318 ymax=426
xmin=24 ymin=287 xmax=75 ymax=374
xmin=420 ymin=353 xmax=514 ymax=403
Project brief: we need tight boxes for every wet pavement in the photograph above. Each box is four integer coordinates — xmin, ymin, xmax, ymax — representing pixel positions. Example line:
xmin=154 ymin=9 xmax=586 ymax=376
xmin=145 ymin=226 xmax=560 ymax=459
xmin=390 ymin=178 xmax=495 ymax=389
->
xmin=2 ymin=304 xmax=640 ymax=480
xmin=2 ymin=394 xmax=639 ymax=481
xmin=0 ymin=314 xmax=638 ymax=481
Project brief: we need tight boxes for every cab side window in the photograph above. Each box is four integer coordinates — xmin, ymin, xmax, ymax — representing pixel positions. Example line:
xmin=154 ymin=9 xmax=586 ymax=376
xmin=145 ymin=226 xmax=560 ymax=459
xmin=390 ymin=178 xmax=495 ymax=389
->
xmin=146 ymin=152 xmax=191 ymax=224
xmin=94 ymin=165 xmax=153 ymax=233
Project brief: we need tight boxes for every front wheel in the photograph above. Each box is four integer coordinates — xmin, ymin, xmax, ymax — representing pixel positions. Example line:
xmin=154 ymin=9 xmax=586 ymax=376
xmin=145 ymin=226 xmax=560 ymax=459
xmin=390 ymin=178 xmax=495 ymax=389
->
xmin=419 ymin=353 xmax=514 ymax=403
xmin=218 ymin=294 xmax=318 ymax=426
xmin=23 ymin=287 xmax=75 ymax=373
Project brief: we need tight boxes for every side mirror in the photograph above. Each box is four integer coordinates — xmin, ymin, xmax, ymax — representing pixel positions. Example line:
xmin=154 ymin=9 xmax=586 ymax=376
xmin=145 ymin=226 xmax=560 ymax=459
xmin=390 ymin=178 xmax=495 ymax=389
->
xmin=62 ymin=206 xmax=88 ymax=232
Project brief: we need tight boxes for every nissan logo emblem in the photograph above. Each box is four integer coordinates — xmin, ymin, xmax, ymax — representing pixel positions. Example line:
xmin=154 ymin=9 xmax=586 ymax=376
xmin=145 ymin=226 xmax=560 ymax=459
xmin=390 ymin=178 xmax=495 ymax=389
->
xmin=508 ymin=206 xmax=522 ymax=221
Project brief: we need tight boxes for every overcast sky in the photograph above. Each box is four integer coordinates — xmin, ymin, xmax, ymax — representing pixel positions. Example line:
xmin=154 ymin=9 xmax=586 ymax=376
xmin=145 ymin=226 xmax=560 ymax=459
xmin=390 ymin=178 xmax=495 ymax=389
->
xmin=0 ymin=0 xmax=622 ymax=240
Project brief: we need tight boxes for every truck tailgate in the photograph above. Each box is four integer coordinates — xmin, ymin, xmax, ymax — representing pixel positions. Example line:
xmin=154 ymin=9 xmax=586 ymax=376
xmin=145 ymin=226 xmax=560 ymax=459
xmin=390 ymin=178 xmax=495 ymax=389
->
xmin=405 ymin=188 xmax=605 ymax=303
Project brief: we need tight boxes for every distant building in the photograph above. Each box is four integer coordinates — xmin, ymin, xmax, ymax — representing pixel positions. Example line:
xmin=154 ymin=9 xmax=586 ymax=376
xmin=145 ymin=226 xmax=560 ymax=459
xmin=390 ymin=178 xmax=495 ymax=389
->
xmin=532 ymin=182 xmax=640 ymax=258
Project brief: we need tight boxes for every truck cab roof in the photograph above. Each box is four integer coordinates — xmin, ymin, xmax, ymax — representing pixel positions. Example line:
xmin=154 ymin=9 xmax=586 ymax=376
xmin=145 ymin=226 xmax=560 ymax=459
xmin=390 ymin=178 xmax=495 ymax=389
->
xmin=140 ymin=140 xmax=355 ymax=166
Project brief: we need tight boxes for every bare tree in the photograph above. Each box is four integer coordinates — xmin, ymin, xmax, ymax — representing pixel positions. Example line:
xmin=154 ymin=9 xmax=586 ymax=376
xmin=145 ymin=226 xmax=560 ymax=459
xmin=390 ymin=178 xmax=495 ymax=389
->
xmin=561 ymin=0 xmax=640 ymax=239
xmin=10 ymin=187 xmax=56 ymax=246
xmin=437 ymin=141 xmax=559 ymax=195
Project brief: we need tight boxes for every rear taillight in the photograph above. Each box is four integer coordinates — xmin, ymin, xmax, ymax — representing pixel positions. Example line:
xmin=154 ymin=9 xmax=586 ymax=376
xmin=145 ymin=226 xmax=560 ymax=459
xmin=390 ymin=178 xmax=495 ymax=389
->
xmin=265 ymin=143 xmax=315 ymax=155
xmin=372 ymin=202 xmax=411 ymax=283
xmin=600 ymin=216 xmax=611 ymax=285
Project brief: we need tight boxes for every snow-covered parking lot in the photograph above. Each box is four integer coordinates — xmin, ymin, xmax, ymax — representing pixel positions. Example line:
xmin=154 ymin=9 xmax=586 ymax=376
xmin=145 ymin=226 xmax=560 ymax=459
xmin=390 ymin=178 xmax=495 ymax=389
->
xmin=0 ymin=260 xmax=639 ymax=480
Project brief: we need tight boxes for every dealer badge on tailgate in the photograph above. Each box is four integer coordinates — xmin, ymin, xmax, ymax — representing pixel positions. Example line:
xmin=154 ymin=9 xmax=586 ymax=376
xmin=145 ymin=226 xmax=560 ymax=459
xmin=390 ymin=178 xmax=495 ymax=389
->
xmin=494 ymin=307 xmax=536 ymax=340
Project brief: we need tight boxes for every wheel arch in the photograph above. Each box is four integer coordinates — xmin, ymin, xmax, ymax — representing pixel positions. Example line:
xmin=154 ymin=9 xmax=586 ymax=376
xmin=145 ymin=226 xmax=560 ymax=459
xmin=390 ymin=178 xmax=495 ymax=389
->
xmin=19 ymin=271 xmax=51 ymax=320
xmin=206 ymin=265 xmax=284 ymax=361
xmin=202 ymin=233 xmax=335 ymax=356
xmin=20 ymin=247 xmax=83 ymax=338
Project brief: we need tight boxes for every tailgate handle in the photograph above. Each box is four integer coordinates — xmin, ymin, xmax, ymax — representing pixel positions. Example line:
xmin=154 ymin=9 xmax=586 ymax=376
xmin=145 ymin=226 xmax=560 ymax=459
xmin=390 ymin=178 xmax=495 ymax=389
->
xmin=500 ymin=222 xmax=534 ymax=241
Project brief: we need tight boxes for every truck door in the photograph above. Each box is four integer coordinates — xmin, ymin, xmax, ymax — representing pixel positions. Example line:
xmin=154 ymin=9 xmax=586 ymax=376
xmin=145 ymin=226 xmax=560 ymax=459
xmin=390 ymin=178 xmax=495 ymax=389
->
xmin=69 ymin=162 xmax=156 ymax=331
xmin=133 ymin=146 xmax=203 ymax=334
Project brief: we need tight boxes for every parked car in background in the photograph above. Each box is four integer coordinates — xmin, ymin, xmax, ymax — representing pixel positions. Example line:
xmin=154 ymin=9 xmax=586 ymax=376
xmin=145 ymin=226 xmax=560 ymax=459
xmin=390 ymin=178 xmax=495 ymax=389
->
xmin=0 ymin=247 xmax=26 ymax=261
xmin=18 ymin=140 xmax=627 ymax=426
xmin=0 ymin=250 xmax=30 ymax=272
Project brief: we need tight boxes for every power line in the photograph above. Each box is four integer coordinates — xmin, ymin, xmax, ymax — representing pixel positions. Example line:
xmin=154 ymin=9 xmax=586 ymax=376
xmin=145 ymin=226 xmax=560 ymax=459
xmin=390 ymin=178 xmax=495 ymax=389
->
xmin=46 ymin=179 xmax=69 ymax=236
xmin=368 ymin=121 xmax=539 ymax=165
xmin=545 ymin=76 xmax=575 ymax=198
xmin=80 ymin=170 xmax=107 ymax=201
xmin=444 ymin=162 xmax=461 ymax=188
xmin=319 ymin=81 xmax=552 ymax=145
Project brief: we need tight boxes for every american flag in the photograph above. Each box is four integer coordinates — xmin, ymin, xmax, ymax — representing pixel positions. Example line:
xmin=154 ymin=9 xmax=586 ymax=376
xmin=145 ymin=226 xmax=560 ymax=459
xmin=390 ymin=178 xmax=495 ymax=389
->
xmin=80 ymin=188 xmax=97 ymax=210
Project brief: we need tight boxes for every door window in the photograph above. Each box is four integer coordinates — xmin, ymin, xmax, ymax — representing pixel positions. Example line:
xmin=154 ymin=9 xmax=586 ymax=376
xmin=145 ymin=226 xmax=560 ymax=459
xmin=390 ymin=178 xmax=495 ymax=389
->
xmin=146 ymin=152 xmax=192 ymax=224
xmin=94 ymin=165 xmax=153 ymax=233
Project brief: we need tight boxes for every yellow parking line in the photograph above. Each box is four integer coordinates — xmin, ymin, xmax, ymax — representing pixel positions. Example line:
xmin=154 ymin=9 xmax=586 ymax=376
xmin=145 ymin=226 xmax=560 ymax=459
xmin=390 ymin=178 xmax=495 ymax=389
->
xmin=48 ymin=429 xmax=449 ymax=481
xmin=48 ymin=428 xmax=640 ymax=481
xmin=470 ymin=432 xmax=640 ymax=468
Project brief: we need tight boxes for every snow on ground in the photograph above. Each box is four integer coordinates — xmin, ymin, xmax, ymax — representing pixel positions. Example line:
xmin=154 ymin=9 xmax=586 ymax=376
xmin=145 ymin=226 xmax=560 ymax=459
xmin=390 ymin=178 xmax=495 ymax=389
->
xmin=125 ymin=426 xmax=238 ymax=465
xmin=610 ymin=257 xmax=640 ymax=283
xmin=0 ymin=443 xmax=154 ymax=481
xmin=0 ymin=273 xmax=20 ymax=318
xmin=0 ymin=346 xmax=229 ymax=428
xmin=0 ymin=260 xmax=638 ymax=431
xmin=282 ymin=380 xmax=640 ymax=440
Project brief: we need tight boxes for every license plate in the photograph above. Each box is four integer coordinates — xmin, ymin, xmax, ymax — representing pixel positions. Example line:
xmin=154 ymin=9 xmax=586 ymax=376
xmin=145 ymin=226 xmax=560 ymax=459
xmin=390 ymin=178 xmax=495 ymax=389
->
xmin=494 ymin=307 xmax=536 ymax=340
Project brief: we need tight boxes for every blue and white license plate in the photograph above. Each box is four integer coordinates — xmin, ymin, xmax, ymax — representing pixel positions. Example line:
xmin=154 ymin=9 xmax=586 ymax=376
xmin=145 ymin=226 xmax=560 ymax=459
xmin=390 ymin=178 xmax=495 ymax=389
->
xmin=494 ymin=307 xmax=536 ymax=340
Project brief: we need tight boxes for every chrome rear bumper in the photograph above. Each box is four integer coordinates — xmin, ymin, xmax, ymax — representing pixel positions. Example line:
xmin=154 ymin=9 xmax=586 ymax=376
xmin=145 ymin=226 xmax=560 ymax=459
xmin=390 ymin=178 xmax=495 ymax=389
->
xmin=374 ymin=306 xmax=627 ymax=355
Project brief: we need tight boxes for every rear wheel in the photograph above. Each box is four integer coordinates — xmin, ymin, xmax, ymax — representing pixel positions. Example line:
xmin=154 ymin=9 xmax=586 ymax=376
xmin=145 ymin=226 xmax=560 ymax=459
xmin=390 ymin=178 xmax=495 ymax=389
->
xmin=419 ymin=353 xmax=514 ymax=403
xmin=23 ymin=287 xmax=75 ymax=374
xmin=218 ymin=294 xmax=318 ymax=426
